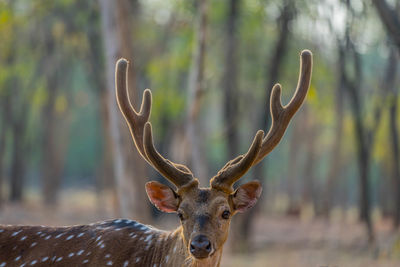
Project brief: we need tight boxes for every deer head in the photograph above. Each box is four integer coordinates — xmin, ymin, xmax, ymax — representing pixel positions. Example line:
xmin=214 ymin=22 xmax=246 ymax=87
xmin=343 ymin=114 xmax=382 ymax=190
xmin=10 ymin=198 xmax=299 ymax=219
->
xmin=115 ymin=50 xmax=312 ymax=260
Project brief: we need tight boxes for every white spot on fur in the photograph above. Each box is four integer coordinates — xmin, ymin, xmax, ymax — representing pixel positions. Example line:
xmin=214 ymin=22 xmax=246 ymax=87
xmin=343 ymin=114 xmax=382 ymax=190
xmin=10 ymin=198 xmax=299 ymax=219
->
xmin=41 ymin=257 xmax=48 ymax=262
xmin=30 ymin=260 xmax=37 ymax=265
xmin=0 ymin=229 xmax=3 ymax=233
xmin=77 ymin=233 xmax=84 ymax=237
xmin=96 ymin=236 xmax=102 ymax=242
xmin=0 ymin=262 xmax=6 ymax=267
xmin=105 ymin=254 xmax=110 ymax=258
xmin=144 ymin=235 xmax=153 ymax=242
xmin=173 ymin=245 xmax=177 ymax=253
xmin=20 ymin=236 xmax=27 ymax=241
xmin=114 ymin=219 xmax=122 ymax=223
xmin=55 ymin=233 xmax=63 ymax=239
xmin=106 ymin=261 xmax=113 ymax=265
xmin=30 ymin=242 xmax=37 ymax=248
xmin=123 ymin=260 xmax=129 ymax=267
xmin=77 ymin=249 xmax=84 ymax=256
xmin=129 ymin=233 xmax=137 ymax=239
xmin=68 ymin=253 xmax=75 ymax=257
xmin=66 ymin=235 xmax=74 ymax=240
xmin=12 ymin=230 xmax=22 ymax=236
xmin=56 ymin=257 xmax=63 ymax=262
xmin=82 ymin=259 xmax=89 ymax=264
xmin=165 ymin=255 xmax=169 ymax=263
xmin=135 ymin=257 xmax=140 ymax=263
xmin=45 ymin=235 xmax=51 ymax=240
xmin=15 ymin=256 xmax=21 ymax=261
xmin=100 ymin=244 xmax=105 ymax=249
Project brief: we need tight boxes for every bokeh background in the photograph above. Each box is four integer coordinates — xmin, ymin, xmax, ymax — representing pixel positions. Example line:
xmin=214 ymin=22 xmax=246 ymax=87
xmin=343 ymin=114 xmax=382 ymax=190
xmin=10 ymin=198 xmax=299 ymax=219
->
xmin=0 ymin=0 xmax=400 ymax=266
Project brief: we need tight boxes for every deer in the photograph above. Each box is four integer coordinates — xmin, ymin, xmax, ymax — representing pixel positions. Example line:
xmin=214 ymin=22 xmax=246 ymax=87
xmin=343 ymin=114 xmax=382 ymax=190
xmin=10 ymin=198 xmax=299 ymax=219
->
xmin=0 ymin=50 xmax=312 ymax=267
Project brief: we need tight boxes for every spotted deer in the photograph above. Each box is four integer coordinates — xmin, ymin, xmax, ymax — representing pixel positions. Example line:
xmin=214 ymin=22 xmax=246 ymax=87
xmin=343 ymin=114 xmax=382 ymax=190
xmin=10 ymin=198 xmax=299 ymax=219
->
xmin=0 ymin=50 xmax=312 ymax=267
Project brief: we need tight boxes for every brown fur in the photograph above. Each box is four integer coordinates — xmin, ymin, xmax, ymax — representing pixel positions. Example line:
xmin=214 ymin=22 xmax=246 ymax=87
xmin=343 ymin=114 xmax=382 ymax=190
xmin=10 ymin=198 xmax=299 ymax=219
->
xmin=0 ymin=219 xmax=205 ymax=266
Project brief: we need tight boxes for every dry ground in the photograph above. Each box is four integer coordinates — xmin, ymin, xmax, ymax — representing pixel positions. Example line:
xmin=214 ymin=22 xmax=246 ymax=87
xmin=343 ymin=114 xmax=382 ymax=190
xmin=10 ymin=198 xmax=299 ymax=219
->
xmin=1 ymin=189 xmax=400 ymax=267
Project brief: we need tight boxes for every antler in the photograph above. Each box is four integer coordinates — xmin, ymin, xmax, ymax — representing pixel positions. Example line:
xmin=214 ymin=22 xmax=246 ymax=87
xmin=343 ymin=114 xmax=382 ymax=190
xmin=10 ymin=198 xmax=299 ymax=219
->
xmin=115 ymin=58 xmax=196 ymax=189
xmin=253 ymin=50 xmax=312 ymax=165
xmin=211 ymin=50 xmax=313 ymax=193
xmin=210 ymin=131 xmax=264 ymax=193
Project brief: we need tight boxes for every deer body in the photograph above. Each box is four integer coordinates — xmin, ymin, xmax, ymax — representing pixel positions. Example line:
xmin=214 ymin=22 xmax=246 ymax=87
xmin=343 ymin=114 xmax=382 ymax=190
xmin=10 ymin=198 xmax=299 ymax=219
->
xmin=0 ymin=218 xmax=221 ymax=267
xmin=0 ymin=50 xmax=312 ymax=267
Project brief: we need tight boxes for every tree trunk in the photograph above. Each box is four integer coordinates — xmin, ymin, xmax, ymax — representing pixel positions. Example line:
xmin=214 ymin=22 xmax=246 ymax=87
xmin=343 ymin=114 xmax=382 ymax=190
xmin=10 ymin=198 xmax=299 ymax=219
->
xmin=41 ymin=74 xmax=70 ymax=205
xmin=9 ymin=115 xmax=27 ymax=202
xmin=0 ymin=94 xmax=9 ymax=205
xmin=84 ymin=2 xmax=115 ymax=212
xmin=383 ymin=49 xmax=400 ymax=227
xmin=41 ymin=85 xmax=59 ymax=205
xmin=186 ymin=0 xmax=208 ymax=183
xmin=321 ymin=45 xmax=345 ymax=217
xmin=390 ymin=95 xmax=400 ymax=227
xmin=344 ymin=44 xmax=375 ymax=242
xmin=5 ymin=1 xmax=22 ymax=202
xmin=286 ymin=112 xmax=303 ymax=214
xmin=223 ymin=0 xmax=240 ymax=159
xmin=8 ymin=69 xmax=27 ymax=202
xmin=96 ymin=89 xmax=115 ymax=210
xmin=223 ymin=0 xmax=242 ymax=252
xmin=99 ymin=0 xmax=150 ymax=222
xmin=301 ymin=107 xmax=317 ymax=207
xmin=0 ymin=128 xmax=5 ymax=205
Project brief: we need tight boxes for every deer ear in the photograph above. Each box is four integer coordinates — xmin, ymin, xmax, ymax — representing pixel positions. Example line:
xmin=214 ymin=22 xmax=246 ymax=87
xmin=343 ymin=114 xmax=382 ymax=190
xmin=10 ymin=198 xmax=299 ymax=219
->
xmin=231 ymin=181 xmax=262 ymax=213
xmin=145 ymin=181 xmax=179 ymax=213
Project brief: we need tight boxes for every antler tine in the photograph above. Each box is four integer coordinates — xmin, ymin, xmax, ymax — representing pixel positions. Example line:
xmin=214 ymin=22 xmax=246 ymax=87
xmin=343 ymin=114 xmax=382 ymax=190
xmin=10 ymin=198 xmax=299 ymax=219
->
xmin=143 ymin=122 xmax=196 ymax=188
xmin=210 ymin=130 xmax=264 ymax=193
xmin=116 ymin=59 xmax=196 ymax=189
xmin=253 ymin=50 xmax=312 ymax=165
xmin=115 ymin=58 xmax=152 ymax=162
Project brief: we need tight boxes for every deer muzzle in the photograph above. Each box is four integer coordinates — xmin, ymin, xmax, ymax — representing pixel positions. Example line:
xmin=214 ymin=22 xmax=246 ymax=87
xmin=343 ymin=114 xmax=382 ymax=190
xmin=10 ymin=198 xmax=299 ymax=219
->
xmin=189 ymin=234 xmax=212 ymax=259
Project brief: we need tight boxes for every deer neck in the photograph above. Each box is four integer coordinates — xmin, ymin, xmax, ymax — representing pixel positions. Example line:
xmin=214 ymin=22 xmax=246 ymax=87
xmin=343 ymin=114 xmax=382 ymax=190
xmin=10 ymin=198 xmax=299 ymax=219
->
xmin=164 ymin=226 xmax=223 ymax=267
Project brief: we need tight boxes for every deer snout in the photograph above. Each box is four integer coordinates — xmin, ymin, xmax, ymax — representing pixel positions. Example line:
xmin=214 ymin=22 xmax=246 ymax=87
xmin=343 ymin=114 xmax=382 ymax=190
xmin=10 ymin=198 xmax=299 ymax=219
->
xmin=190 ymin=234 xmax=212 ymax=259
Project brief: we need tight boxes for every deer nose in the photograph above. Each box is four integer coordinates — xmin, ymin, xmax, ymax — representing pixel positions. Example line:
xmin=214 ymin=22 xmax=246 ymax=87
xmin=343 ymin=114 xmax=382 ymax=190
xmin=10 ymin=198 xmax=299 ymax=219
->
xmin=190 ymin=235 xmax=212 ymax=258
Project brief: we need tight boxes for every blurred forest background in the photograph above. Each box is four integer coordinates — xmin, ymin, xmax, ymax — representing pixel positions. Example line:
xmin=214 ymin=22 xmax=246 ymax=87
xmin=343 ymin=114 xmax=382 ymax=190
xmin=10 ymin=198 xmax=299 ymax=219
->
xmin=0 ymin=0 xmax=400 ymax=266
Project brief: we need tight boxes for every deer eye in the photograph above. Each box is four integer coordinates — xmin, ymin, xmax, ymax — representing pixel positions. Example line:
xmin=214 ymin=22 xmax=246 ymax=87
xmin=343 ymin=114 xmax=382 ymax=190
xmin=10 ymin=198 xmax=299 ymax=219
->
xmin=221 ymin=210 xmax=230 ymax=219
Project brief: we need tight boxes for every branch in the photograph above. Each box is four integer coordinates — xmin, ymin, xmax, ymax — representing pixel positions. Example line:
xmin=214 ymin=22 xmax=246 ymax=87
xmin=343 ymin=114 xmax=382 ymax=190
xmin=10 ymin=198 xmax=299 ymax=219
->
xmin=371 ymin=0 xmax=400 ymax=52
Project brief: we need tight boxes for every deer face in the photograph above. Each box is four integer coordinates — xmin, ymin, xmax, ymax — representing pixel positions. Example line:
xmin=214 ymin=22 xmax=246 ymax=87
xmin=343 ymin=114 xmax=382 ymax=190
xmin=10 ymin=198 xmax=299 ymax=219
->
xmin=146 ymin=180 xmax=262 ymax=259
